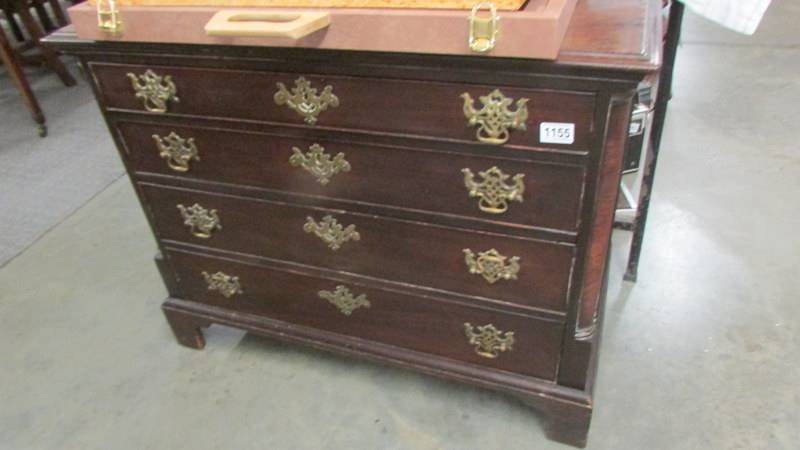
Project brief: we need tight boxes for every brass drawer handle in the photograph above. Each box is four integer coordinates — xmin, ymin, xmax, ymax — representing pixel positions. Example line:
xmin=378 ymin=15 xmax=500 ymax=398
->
xmin=202 ymin=271 xmax=242 ymax=298
xmin=464 ymin=248 xmax=520 ymax=284
xmin=274 ymin=76 xmax=339 ymax=125
xmin=318 ymin=285 xmax=370 ymax=316
xmin=462 ymin=89 xmax=528 ymax=145
xmin=289 ymin=143 xmax=351 ymax=185
xmin=304 ymin=215 xmax=360 ymax=251
xmin=177 ymin=203 xmax=221 ymax=239
xmin=462 ymin=166 xmax=525 ymax=214
xmin=153 ymin=132 xmax=199 ymax=172
xmin=127 ymin=69 xmax=179 ymax=113
xmin=464 ymin=322 xmax=515 ymax=358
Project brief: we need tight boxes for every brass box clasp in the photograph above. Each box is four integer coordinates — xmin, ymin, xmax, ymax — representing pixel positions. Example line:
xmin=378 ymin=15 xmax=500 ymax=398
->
xmin=96 ymin=0 xmax=122 ymax=34
xmin=469 ymin=2 xmax=499 ymax=53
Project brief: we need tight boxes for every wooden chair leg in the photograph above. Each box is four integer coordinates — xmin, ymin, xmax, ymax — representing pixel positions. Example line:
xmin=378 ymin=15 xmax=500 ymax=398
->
xmin=13 ymin=0 xmax=76 ymax=87
xmin=0 ymin=26 xmax=47 ymax=136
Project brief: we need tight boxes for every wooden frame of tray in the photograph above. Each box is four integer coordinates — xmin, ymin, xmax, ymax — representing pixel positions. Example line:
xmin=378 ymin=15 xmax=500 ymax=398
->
xmin=88 ymin=0 xmax=530 ymax=10
xmin=68 ymin=0 xmax=577 ymax=60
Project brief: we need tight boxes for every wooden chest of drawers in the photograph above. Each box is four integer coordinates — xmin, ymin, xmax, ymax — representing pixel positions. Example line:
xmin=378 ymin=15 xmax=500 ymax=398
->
xmin=49 ymin=1 xmax=661 ymax=446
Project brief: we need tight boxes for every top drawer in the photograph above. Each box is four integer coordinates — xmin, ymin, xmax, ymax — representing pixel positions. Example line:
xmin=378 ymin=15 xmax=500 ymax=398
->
xmin=90 ymin=63 xmax=597 ymax=152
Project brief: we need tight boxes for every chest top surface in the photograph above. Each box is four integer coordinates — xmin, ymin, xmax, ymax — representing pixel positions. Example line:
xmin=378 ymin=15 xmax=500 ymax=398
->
xmin=560 ymin=0 xmax=663 ymax=71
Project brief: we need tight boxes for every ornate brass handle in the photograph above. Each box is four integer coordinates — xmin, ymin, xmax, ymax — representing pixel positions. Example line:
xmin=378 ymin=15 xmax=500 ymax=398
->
xmin=462 ymin=166 xmax=525 ymax=214
xmin=153 ymin=132 xmax=199 ymax=172
xmin=177 ymin=203 xmax=221 ymax=239
xmin=202 ymin=271 xmax=242 ymax=298
xmin=303 ymin=215 xmax=360 ymax=251
xmin=464 ymin=248 xmax=520 ymax=284
xmin=464 ymin=323 xmax=515 ymax=358
xmin=127 ymin=69 xmax=179 ymax=113
xmin=274 ymin=76 xmax=339 ymax=125
xmin=289 ymin=143 xmax=351 ymax=185
xmin=318 ymin=285 xmax=370 ymax=316
xmin=462 ymin=89 xmax=528 ymax=145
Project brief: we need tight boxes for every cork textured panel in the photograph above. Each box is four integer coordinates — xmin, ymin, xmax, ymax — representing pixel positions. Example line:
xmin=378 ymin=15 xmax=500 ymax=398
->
xmin=90 ymin=0 xmax=529 ymax=9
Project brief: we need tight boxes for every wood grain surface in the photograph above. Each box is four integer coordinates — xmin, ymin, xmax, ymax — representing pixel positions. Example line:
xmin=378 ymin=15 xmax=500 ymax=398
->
xmin=92 ymin=62 xmax=597 ymax=152
xmin=142 ymin=182 xmax=576 ymax=313
xmin=117 ymin=120 xmax=587 ymax=234
xmin=166 ymin=247 xmax=565 ymax=380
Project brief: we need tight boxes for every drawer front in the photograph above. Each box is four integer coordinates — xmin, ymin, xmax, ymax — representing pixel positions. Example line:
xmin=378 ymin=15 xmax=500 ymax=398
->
xmin=142 ymin=184 xmax=575 ymax=313
xmin=93 ymin=63 xmax=596 ymax=151
xmin=166 ymin=248 xmax=564 ymax=380
xmin=119 ymin=122 xmax=586 ymax=233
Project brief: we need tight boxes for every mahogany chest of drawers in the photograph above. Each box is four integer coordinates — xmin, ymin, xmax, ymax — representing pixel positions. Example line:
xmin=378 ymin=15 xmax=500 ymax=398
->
xmin=49 ymin=2 xmax=661 ymax=446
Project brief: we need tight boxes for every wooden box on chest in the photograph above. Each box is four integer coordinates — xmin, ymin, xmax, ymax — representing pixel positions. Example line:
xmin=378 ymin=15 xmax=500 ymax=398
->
xmin=48 ymin=1 xmax=661 ymax=446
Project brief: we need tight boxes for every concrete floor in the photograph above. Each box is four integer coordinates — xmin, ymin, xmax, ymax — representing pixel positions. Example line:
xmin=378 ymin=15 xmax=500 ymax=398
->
xmin=1 ymin=4 xmax=799 ymax=450
xmin=0 ymin=63 xmax=122 ymax=266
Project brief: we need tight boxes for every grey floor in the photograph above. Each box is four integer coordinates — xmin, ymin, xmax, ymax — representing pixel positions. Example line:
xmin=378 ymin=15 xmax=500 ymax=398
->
xmin=1 ymin=3 xmax=799 ymax=449
xmin=0 ymin=57 xmax=123 ymax=266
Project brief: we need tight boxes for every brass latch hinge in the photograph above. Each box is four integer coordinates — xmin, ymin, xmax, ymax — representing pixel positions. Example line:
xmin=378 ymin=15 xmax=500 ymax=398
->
xmin=96 ymin=0 xmax=122 ymax=34
xmin=469 ymin=2 xmax=500 ymax=53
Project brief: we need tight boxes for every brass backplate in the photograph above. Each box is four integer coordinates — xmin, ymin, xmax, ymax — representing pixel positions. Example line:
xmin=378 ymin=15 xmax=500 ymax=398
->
xmin=177 ymin=203 xmax=221 ymax=239
xmin=274 ymin=77 xmax=339 ymax=125
xmin=153 ymin=132 xmax=199 ymax=172
xmin=464 ymin=322 xmax=515 ymax=358
xmin=318 ymin=285 xmax=370 ymax=316
xmin=462 ymin=166 xmax=525 ymax=214
xmin=201 ymin=271 xmax=242 ymax=298
xmin=303 ymin=215 xmax=360 ymax=251
xmin=289 ymin=143 xmax=351 ymax=185
xmin=127 ymin=69 xmax=179 ymax=113
xmin=463 ymin=248 xmax=520 ymax=284
xmin=462 ymin=89 xmax=528 ymax=145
